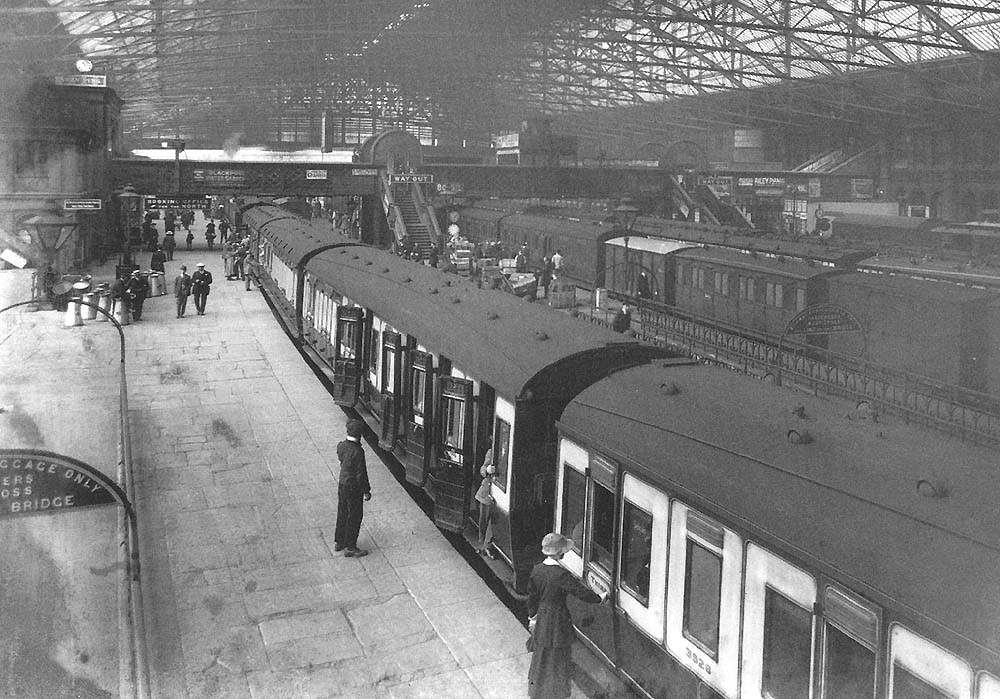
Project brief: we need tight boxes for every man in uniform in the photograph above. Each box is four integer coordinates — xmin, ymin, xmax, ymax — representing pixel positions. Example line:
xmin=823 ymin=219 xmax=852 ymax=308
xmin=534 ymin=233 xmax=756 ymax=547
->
xmin=191 ymin=262 xmax=213 ymax=315
xmin=334 ymin=419 xmax=372 ymax=557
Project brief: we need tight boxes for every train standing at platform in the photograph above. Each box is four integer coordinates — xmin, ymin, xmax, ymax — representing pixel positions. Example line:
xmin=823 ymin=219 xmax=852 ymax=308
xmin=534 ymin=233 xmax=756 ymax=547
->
xmin=241 ymin=199 xmax=1000 ymax=699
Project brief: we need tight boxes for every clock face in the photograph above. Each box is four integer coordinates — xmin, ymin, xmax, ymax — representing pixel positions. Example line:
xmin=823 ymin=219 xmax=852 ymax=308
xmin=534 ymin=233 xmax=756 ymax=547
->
xmin=75 ymin=59 xmax=93 ymax=73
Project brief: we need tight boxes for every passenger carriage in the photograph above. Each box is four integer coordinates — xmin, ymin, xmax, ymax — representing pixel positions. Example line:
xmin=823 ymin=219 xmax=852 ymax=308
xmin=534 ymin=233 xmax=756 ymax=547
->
xmin=240 ymin=199 xmax=360 ymax=339
xmin=555 ymin=360 xmax=1000 ymax=699
xmin=298 ymin=244 xmax=670 ymax=590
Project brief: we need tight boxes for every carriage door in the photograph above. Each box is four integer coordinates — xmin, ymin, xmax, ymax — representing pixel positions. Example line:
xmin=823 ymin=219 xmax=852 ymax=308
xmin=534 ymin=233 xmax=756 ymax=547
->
xmin=581 ymin=453 xmax=619 ymax=663
xmin=433 ymin=376 xmax=474 ymax=531
xmin=403 ymin=350 xmax=435 ymax=485
xmin=333 ymin=306 xmax=363 ymax=406
xmin=378 ymin=331 xmax=402 ymax=450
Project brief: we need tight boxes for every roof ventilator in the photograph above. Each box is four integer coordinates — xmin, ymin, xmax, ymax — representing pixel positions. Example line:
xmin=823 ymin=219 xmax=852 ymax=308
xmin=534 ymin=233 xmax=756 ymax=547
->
xmin=916 ymin=479 xmax=948 ymax=498
xmin=660 ymin=381 xmax=680 ymax=395
xmin=534 ymin=331 xmax=550 ymax=342
xmin=787 ymin=429 xmax=813 ymax=444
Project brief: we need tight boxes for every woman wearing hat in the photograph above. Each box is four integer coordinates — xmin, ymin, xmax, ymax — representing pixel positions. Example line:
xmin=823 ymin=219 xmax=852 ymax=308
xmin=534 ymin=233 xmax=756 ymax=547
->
xmin=527 ymin=532 xmax=606 ymax=698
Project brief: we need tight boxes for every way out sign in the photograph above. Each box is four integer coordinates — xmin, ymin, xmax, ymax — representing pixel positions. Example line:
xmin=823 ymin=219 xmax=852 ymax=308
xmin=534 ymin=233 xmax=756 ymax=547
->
xmin=0 ymin=450 xmax=129 ymax=519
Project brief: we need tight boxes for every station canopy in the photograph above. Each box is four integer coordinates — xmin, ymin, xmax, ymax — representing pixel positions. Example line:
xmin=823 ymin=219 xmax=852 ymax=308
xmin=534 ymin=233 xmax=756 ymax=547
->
xmin=2 ymin=1 xmax=1000 ymax=150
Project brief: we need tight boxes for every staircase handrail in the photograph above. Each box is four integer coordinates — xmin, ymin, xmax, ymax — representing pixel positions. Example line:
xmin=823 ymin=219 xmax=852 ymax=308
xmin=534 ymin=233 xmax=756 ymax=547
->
xmin=672 ymin=175 xmax=720 ymax=225
xmin=389 ymin=203 xmax=407 ymax=248
xmin=412 ymin=183 xmax=443 ymax=244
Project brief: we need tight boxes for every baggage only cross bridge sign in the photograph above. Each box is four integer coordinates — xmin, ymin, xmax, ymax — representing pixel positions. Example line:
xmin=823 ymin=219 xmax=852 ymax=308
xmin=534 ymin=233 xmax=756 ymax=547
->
xmin=0 ymin=449 xmax=132 ymax=519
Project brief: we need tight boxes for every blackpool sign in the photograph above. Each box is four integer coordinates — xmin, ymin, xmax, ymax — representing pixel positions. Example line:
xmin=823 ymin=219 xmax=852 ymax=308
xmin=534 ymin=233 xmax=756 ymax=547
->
xmin=0 ymin=450 xmax=128 ymax=519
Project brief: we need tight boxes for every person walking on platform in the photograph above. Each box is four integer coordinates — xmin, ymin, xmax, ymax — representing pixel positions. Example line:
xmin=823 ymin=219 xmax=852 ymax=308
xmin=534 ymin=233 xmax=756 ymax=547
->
xmin=334 ymin=419 xmax=372 ymax=558
xmin=191 ymin=262 xmax=213 ymax=315
xmin=219 ymin=218 xmax=230 ymax=243
xmin=150 ymin=246 xmax=166 ymax=274
xmin=222 ymin=242 xmax=235 ymax=279
xmin=185 ymin=229 xmax=194 ymax=250
xmin=527 ymin=533 xmax=605 ymax=699
xmin=173 ymin=265 xmax=192 ymax=318
xmin=162 ymin=231 xmax=176 ymax=261
xmin=233 ymin=243 xmax=247 ymax=281
xmin=205 ymin=220 xmax=216 ymax=250
xmin=538 ymin=256 xmax=554 ymax=298
xmin=126 ymin=270 xmax=149 ymax=321
xmin=110 ymin=273 xmax=129 ymax=317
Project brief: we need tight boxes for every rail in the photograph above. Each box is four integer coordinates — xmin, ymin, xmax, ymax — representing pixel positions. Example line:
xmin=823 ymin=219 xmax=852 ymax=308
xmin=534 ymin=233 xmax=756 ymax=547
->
xmin=587 ymin=297 xmax=1000 ymax=448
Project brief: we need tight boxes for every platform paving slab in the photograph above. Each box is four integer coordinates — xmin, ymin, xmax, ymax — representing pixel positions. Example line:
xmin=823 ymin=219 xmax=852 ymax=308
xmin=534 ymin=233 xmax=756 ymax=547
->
xmin=1 ymin=250 xmax=644 ymax=699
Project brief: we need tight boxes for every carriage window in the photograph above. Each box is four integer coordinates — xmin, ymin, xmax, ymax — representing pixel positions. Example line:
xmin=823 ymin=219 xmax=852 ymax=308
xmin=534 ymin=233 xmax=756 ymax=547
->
xmin=339 ymin=320 xmax=357 ymax=359
xmin=889 ymin=624 xmax=971 ymax=699
xmin=825 ymin=624 xmax=876 ymax=699
xmin=683 ymin=541 xmax=722 ymax=656
xmin=762 ymin=588 xmax=813 ymax=699
xmin=368 ymin=324 xmax=380 ymax=372
xmin=411 ymin=368 xmax=426 ymax=416
xmin=822 ymin=586 xmax=877 ymax=699
xmin=382 ymin=345 xmax=396 ymax=391
xmin=620 ymin=502 xmax=652 ymax=604
xmin=796 ymin=288 xmax=807 ymax=313
xmin=493 ymin=419 xmax=510 ymax=493
xmin=560 ymin=465 xmax=586 ymax=554
xmin=747 ymin=277 xmax=756 ymax=302
xmin=893 ymin=667 xmax=951 ymax=699
xmin=590 ymin=482 xmax=615 ymax=572
xmin=442 ymin=396 xmax=464 ymax=448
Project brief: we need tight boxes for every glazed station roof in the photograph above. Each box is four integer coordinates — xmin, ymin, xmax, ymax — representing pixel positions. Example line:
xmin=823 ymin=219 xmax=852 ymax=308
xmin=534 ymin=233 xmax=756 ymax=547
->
xmin=2 ymin=1 xmax=1000 ymax=148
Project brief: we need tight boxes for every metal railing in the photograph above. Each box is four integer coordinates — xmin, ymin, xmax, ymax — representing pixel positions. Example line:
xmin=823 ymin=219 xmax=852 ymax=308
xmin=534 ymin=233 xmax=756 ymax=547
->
xmin=587 ymin=298 xmax=1000 ymax=447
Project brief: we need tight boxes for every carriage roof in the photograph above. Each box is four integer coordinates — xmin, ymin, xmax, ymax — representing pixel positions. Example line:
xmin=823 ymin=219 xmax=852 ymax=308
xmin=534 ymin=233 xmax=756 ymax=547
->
xmin=560 ymin=362 xmax=1000 ymax=660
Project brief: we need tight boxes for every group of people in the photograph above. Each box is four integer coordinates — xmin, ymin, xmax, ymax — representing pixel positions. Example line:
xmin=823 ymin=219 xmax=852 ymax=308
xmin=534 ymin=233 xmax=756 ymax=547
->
xmin=222 ymin=236 xmax=251 ymax=281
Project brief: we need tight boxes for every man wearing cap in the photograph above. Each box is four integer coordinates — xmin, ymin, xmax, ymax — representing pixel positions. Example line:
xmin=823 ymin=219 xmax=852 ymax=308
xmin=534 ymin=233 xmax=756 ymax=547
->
xmin=334 ymin=419 xmax=372 ymax=557
xmin=125 ymin=270 xmax=150 ymax=321
xmin=190 ymin=262 xmax=213 ymax=315
xmin=174 ymin=265 xmax=192 ymax=318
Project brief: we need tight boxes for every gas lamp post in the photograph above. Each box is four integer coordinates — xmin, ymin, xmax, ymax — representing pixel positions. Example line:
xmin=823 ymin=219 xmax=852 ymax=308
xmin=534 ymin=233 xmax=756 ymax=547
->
xmin=614 ymin=199 xmax=640 ymax=294
xmin=116 ymin=184 xmax=141 ymax=274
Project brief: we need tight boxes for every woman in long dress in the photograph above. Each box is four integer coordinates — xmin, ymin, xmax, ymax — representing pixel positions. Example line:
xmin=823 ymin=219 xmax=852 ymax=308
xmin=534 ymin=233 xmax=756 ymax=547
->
xmin=527 ymin=532 xmax=605 ymax=698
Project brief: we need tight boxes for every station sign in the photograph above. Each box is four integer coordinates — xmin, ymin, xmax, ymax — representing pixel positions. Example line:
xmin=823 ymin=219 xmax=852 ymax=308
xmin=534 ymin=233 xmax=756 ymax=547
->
xmin=192 ymin=169 xmax=246 ymax=186
xmin=145 ymin=197 xmax=209 ymax=209
xmin=305 ymin=169 xmax=328 ymax=180
xmin=54 ymin=74 xmax=107 ymax=88
xmin=0 ymin=450 xmax=120 ymax=518
xmin=785 ymin=304 xmax=862 ymax=336
xmin=351 ymin=168 xmax=379 ymax=177
xmin=63 ymin=199 xmax=102 ymax=211
xmin=389 ymin=173 xmax=434 ymax=184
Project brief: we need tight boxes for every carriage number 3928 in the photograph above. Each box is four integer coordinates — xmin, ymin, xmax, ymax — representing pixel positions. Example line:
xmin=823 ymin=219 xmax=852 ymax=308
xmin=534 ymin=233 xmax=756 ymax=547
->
xmin=685 ymin=647 xmax=713 ymax=675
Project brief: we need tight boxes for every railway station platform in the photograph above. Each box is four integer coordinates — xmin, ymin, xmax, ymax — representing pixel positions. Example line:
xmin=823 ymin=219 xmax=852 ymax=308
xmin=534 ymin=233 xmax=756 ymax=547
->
xmin=1 ymin=228 xmax=631 ymax=699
